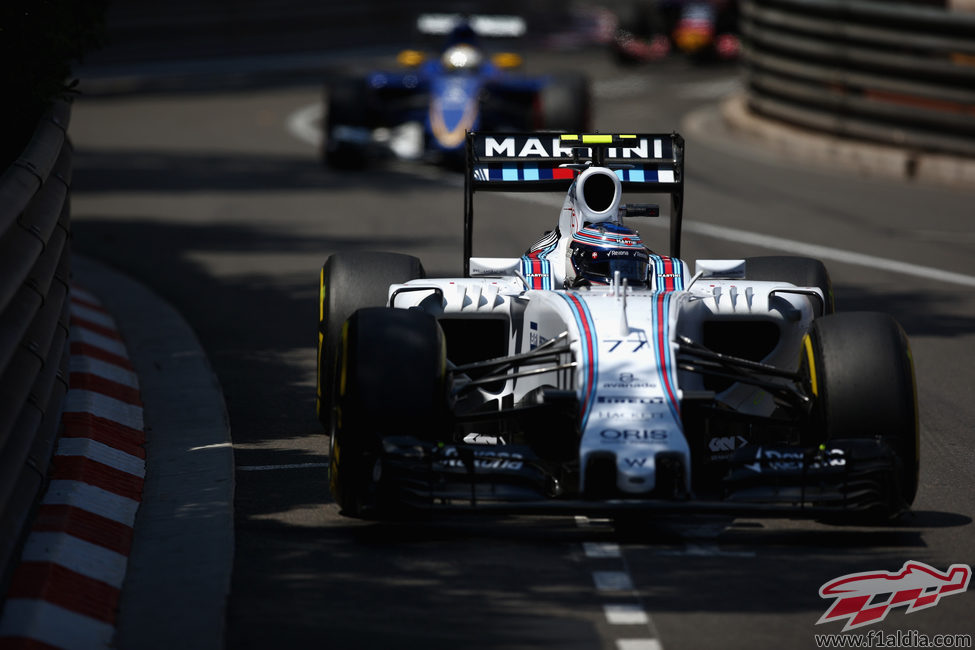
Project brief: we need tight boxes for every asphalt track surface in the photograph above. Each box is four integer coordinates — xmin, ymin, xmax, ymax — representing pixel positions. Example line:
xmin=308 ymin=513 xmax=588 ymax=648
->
xmin=69 ymin=47 xmax=975 ymax=649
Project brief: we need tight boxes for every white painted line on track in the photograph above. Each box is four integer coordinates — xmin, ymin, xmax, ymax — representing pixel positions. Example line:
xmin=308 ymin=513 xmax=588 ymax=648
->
xmin=237 ymin=462 xmax=330 ymax=471
xmin=617 ymin=639 xmax=664 ymax=650
xmin=686 ymin=221 xmax=975 ymax=288
xmin=584 ymin=542 xmax=622 ymax=558
xmin=287 ymin=102 xmax=975 ymax=289
xmin=594 ymin=571 xmax=635 ymax=592
xmin=287 ymin=103 xmax=323 ymax=148
xmin=286 ymin=104 xmax=323 ymax=147
xmin=605 ymin=604 xmax=651 ymax=625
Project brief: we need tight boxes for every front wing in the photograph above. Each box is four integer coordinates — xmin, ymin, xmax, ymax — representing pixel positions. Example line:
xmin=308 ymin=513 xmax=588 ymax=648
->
xmin=369 ymin=435 xmax=906 ymax=518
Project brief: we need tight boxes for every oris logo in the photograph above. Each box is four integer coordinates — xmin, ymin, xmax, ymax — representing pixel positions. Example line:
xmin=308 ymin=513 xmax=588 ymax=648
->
xmin=600 ymin=429 xmax=669 ymax=441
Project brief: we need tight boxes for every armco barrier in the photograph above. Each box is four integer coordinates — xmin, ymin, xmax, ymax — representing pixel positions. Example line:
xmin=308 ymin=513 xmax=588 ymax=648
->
xmin=0 ymin=101 xmax=73 ymax=589
xmin=739 ymin=0 xmax=975 ymax=158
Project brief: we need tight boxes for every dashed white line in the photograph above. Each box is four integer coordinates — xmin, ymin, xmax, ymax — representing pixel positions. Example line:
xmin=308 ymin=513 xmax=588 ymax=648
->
xmin=605 ymin=604 xmax=651 ymax=625
xmin=617 ymin=639 xmax=664 ymax=650
xmin=594 ymin=570 xmax=635 ymax=592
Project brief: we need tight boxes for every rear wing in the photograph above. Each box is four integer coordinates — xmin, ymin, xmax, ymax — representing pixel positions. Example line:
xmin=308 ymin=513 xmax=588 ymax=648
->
xmin=463 ymin=131 xmax=685 ymax=277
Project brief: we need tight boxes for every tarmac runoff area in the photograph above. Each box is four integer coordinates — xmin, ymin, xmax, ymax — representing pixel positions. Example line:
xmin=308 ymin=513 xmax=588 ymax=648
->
xmin=0 ymin=255 xmax=234 ymax=650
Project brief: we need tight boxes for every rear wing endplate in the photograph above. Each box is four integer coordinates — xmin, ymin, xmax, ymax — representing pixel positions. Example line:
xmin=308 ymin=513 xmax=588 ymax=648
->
xmin=463 ymin=131 xmax=685 ymax=277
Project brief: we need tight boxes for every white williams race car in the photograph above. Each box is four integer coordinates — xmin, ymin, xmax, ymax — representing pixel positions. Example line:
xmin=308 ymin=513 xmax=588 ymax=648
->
xmin=316 ymin=132 xmax=918 ymax=521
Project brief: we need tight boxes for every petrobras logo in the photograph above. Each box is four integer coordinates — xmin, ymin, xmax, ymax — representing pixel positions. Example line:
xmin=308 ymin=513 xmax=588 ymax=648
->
xmin=479 ymin=136 xmax=656 ymax=159
xmin=817 ymin=561 xmax=971 ymax=631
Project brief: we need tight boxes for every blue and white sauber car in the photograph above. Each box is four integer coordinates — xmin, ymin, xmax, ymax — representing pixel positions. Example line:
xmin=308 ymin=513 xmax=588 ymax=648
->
xmin=322 ymin=15 xmax=590 ymax=168
xmin=316 ymin=132 xmax=919 ymax=522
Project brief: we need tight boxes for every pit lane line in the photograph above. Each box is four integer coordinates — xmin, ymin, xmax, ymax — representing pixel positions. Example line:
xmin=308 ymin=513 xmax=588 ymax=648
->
xmin=286 ymin=103 xmax=975 ymax=289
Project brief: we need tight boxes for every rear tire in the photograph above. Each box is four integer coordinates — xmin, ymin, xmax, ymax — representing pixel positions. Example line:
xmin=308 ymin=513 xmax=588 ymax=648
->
xmin=802 ymin=312 xmax=919 ymax=513
xmin=330 ymin=307 xmax=449 ymax=516
xmin=745 ymin=256 xmax=834 ymax=316
xmin=317 ymin=252 xmax=425 ymax=427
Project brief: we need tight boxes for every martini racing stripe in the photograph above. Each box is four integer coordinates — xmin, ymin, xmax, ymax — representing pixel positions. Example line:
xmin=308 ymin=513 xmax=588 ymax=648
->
xmin=474 ymin=164 xmax=675 ymax=184
xmin=559 ymin=293 xmax=598 ymax=430
xmin=573 ymin=226 xmax=645 ymax=248
xmin=652 ymin=292 xmax=682 ymax=423
xmin=475 ymin=165 xmax=577 ymax=182
xmin=522 ymin=229 xmax=560 ymax=290
xmin=649 ymin=255 xmax=684 ymax=291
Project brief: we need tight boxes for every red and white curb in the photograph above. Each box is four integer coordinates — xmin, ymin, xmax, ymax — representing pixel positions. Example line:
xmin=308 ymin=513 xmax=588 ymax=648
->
xmin=0 ymin=286 xmax=145 ymax=650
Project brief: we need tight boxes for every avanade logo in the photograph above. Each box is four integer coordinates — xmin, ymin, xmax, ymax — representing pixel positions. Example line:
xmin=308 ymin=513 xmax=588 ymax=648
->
xmin=817 ymin=561 xmax=971 ymax=632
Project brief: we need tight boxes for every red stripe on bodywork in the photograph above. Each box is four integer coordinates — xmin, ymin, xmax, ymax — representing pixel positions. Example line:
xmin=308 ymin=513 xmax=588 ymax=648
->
xmin=656 ymin=295 xmax=680 ymax=416
xmin=566 ymin=294 xmax=595 ymax=417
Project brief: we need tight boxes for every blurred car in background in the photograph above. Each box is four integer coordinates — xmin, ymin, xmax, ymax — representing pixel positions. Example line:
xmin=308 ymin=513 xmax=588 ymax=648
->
xmin=611 ymin=0 xmax=741 ymax=63
xmin=322 ymin=13 xmax=592 ymax=168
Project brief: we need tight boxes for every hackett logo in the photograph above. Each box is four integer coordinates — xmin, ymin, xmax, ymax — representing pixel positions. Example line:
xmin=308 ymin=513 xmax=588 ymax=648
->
xmin=481 ymin=136 xmax=652 ymax=159
xmin=817 ymin=561 xmax=971 ymax=631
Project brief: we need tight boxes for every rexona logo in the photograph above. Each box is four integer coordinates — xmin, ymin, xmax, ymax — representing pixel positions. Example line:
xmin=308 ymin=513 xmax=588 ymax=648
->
xmin=481 ymin=136 xmax=653 ymax=159
xmin=817 ymin=561 xmax=971 ymax=631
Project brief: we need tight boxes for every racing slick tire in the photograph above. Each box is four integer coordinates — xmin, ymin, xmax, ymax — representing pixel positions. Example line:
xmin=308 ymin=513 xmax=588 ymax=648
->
xmin=539 ymin=73 xmax=591 ymax=133
xmin=330 ymin=307 xmax=449 ymax=516
xmin=802 ymin=312 xmax=919 ymax=516
xmin=745 ymin=256 xmax=835 ymax=315
xmin=322 ymin=78 xmax=373 ymax=168
xmin=317 ymin=252 xmax=425 ymax=428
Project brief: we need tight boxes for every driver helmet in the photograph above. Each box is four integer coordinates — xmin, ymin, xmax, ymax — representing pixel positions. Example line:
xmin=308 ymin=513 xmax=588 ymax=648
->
xmin=441 ymin=43 xmax=483 ymax=70
xmin=567 ymin=222 xmax=650 ymax=287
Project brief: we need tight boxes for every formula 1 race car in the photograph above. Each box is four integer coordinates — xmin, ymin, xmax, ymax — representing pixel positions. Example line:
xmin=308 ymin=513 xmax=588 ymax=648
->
xmin=322 ymin=14 xmax=590 ymax=168
xmin=316 ymin=131 xmax=919 ymax=523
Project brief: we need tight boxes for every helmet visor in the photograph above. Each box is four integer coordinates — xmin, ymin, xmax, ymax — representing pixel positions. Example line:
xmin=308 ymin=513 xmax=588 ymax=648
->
xmin=572 ymin=247 xmax=649 ymax=286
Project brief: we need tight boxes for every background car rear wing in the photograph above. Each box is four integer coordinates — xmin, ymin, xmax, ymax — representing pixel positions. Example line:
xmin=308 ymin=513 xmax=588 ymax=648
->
xmin=463 ymin=131 xmax=685 ymax=277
